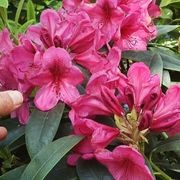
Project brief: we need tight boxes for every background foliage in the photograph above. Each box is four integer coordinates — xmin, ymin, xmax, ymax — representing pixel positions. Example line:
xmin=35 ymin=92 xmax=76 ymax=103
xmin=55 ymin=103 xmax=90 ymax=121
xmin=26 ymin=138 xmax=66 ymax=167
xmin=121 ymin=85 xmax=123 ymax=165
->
xmin=0 ymin=0 xmax=180 ymax=179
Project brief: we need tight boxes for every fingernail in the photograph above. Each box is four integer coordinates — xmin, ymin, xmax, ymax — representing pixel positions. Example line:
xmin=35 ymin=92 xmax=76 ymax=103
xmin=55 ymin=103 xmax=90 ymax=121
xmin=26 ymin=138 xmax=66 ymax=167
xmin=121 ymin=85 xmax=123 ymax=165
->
xmin=7 ymin=91 xmax=23 ymax=109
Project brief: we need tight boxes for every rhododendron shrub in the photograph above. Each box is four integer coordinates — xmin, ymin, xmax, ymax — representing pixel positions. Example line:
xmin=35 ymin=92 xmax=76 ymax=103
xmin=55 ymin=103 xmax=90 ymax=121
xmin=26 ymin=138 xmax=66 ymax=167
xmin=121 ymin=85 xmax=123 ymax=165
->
xmin=0 ymin=0 xmax=180 ymax=180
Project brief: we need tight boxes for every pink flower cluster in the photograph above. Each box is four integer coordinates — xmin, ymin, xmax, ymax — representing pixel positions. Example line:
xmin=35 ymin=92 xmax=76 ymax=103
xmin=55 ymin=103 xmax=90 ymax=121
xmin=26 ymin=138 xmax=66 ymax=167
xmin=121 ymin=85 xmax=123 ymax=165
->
xmin=0 ymin=0 xmax=179 ymax=179
xmin=68 ymin=62 xmax=180 ymax=179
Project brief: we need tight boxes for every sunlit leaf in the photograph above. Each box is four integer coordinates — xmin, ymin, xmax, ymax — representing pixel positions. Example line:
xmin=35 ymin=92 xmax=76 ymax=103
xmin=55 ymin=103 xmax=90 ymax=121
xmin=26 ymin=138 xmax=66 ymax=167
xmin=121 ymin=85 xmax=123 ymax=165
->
xmin=160 ymin=0 xmax=180 ymax=7
xmin=27 ymin=0 xmax=36 ymax=21
xmin=0 ymin=0 xmax=9 ymax=8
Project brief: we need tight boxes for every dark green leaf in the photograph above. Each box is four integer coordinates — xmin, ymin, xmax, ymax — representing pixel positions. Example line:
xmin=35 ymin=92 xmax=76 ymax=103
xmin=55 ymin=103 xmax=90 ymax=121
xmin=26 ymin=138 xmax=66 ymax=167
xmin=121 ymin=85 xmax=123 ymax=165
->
xmin=150 ymin=53 xmax=163 ymax=83
xmin=157 ymin=25 xmax=179 ymax=36
xmin=77 ymin=159 xmax=113 ymax=180
xmin=0 ymin=165 xmax=26 ymax=180
xmin=122 ymin=50 xmax=153 ymax=66
xmin=25 ymin=103 xmax=65 ymax=158
xmin=156 ymin=161 xmax=180 ymax=173
xmin=0 ymin=0 xmax=8 ymax=8
xmin=152 ymin=134 xmax=180 ymax=153
xmin=150 ymin=48 xmax=180 ymax=72
xmin=20 ymin=135 xmax=83 ymax=180
xmin=0 ymin=119 xmax=25 ymax=148
xmin=27 ymin=0 xmax=36 ymax=21
xmin=122 ymin=49 xmax=180 ymax=72
xmin=45 ymin=156 xmax=78 ymax=180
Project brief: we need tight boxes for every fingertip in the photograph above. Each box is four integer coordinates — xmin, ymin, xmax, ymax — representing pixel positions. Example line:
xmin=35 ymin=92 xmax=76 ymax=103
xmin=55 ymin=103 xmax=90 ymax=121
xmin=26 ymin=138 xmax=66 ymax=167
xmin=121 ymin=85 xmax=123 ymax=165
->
xmin=0 ymin=126 xmax=7 ymax=140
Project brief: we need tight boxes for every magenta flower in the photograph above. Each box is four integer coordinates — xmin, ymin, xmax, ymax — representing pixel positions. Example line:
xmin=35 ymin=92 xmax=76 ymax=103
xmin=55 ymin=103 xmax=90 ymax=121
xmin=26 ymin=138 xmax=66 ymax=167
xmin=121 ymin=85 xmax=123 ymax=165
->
xmin=87 ymin=0 xmax=124 ymax=42
xmin=29 ymin=46 xmax=83 ymax=111
xmin=120 ymin=62 xmax=161 ymax=112
xmin=68 ymin=110 xmax=119 ymax=165
xmin=151 ymin=85 xmax=180 ymax=135
xmin=0 ymin=28 xmax=14 ymax=55
xmin=95 ymin=146 xmax=154 ymax=180
xmin=0 ymin=58 xmax=30 ymax=124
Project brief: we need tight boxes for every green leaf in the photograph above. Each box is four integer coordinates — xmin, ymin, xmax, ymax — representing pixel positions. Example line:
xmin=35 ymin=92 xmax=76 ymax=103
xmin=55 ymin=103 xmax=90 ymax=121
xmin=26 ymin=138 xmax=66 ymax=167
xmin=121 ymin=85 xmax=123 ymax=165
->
xmin=122 ymin=49 xmax=180 ymax=72
xmin=46 ymin=156 xmax=78 ymax=180
xmin=0 ymin=165 xmax=26 ymax=180
xmin=160 ymin=8 xmax=173 ymax=19
xmin=18 ymin=19 xmax=35 ymax=33
xmin=150 ymin=53 xmax=163 ymax=83
xmin=160 ymin=0 xmax=180 ymax=7
xmin=150 ymin=48 xmax=180 ymax=72
xmin=0 ymin=119 xmax=25 ymax=148
xmin=0 ymin=0 xmax=9 ymax=8
xmin=20 ymin=135 xmax=83 ymax=180
xmin=152 ymin=134 xmax=180 ymax=153
xmin=77 ymin=159 xmax=113 ymax=180
xmin=122 ymin=50 xmax=153 ymax=66
xmin=27 ymin=0 xmax=36 ymax=21
xmin=162 ymin=70 xmax=171 ymax=88
xmin=156 ymin=162 xmax=180 ymax=173
xmin=25 ymin=103 xmax=65 ymax=158
xmin=15 ymin=0 xmax=25 ymax=29
xmin=157 ymin=25 xmax=180 ymax=36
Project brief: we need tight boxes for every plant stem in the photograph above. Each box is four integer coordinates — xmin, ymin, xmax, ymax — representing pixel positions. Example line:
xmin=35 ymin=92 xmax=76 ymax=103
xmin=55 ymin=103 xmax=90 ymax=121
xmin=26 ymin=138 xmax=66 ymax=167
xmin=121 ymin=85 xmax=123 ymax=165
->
xmin=149 ymin=160 xmax=172 ymax=180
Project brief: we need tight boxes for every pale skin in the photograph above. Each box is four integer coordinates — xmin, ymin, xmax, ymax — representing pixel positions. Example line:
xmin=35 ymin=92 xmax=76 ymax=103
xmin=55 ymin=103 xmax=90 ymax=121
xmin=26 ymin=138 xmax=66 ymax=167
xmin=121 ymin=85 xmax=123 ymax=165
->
xmin=0 ymin=91 xmax=23 ymax=140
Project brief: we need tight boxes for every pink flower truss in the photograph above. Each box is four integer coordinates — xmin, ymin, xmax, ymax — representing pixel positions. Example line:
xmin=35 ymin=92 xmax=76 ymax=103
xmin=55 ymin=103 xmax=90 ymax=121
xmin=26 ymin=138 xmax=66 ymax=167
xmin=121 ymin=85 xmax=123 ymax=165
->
xmin=69 ymin=62 xmax=179 ymax=179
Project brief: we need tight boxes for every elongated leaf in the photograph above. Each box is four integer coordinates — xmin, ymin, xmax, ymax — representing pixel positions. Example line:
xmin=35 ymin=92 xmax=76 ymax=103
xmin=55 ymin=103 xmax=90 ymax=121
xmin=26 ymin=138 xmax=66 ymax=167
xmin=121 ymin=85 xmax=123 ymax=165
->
xmin=20 ymin=135 xmax=83 ymax=180
xmin=0 ymin=0 xmax=8 ymax=8
xmin=0 ymin=119 xmax=25 ymax=148
xmin=156 ymin=162 xmax=180 ymax=173
xmin=77 ymin=159 xmax=113 ymax=180
xmin=162 ymin=70 xmax=171 ymax=88
xmin=46 ymin=156 xmax=77 ymax=180
xmin=18 ymin=19 xmax=35 ymax=33
xmin=150 ymin=48 xmax=180 ymax=72
xmin=122 ymin=51 xmax=153 ymax=66
xmin=0 ymin=165 xmax=26 ymax=180
xmin=25 ymin=103 xmax=65 ymax=158
xmin=122 ymin=49 xmax=180 ymax=72
xmin=152 ymin=134 xmax=180 ymax=153
xmin=150 ymin=53 xmax=163 ymax=83
xmin=157 ymin=25 xmax=179 ymax=36
xmin=160 ymin=0 xmax=180 ymax=7
xmin=15 ymin=0 xmax=25 ymax=29
xmin=27 ymin=0 xmax=36 ymax=21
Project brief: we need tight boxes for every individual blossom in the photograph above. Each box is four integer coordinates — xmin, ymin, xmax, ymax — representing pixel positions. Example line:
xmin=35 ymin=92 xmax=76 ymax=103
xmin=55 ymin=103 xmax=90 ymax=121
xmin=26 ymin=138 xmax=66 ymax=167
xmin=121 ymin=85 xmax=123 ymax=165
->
xmin=95 ymin=146 xmax=154 ymax=180
xmin=68 ymin=110 xmax=119 ymax=165
xmin=85 ymin=0 xmax=125 ymax=42
xmin=150 ymin=85 xmax=180 ymax=135
xmin=29 ymin=46 xmax=84 ymax=111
